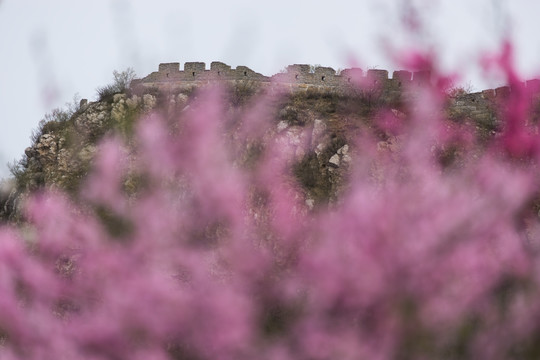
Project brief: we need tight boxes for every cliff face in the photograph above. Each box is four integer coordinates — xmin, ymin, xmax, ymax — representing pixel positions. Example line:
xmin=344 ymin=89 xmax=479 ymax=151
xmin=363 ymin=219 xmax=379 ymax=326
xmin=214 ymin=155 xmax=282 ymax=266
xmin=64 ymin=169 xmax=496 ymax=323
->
xmin=0 ymin=94 xmax=146 ymax=220
xmin=3 ymin=84 xmax=360 ymax=222
xmin=3 ymin=65 xmax=523 ymax=223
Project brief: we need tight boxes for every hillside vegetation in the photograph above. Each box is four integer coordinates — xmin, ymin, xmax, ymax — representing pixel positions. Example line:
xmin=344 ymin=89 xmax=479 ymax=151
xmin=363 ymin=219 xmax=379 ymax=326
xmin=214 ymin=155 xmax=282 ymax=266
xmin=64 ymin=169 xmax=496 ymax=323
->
xmin=1 ymin=70 xmax=501 ymax=223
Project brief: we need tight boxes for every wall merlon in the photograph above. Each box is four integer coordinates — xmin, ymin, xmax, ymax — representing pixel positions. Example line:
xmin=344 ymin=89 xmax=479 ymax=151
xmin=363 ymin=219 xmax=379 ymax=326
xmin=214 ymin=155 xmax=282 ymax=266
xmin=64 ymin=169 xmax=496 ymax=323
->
xmin=210 ymin=62 xmax=231 ymax=73
xmin=184 ymin=62 xmax=206 ymax=76
xmin=235 ymin=66 xmax=254 ymax=76
xmin=482 ymin=89 xmax=496 ymax=99
xmin=367 ymin=69 xmax=388 ymax=82
xmin=392 ymin=70 xmax=412 ymax=82
xmin=158 ymin=63 xmax=180 ymax=72
xmin=280 ymin=65 xmax=311 ymax=83
xmin=314 ymin=67 xmax=336 ymax=76
xmin=495 ymin=86 xmax=510 ymax=98
xmin=340 ymin=68 xmax=363 ymax=78
xmin=287 ymin=64 xmax=311 ymax=75
xmin=412 ymin=70 xmax=431 ymax=84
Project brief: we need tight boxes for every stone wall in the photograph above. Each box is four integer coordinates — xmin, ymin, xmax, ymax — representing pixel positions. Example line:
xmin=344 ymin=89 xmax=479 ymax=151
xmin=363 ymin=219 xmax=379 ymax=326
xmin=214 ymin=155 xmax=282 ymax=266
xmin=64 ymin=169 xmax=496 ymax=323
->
xmin=130 ymin=62 xmax=540 ymax=126
xmin=131 ymin=62 xmax=436 ymax=91
xmin=132 ymin=61 xmax=540 ymax=94
xmin=448 ymin=79 xmax=540 ymax=126
xmin=131 ymin=61 xmax=269 ymax=90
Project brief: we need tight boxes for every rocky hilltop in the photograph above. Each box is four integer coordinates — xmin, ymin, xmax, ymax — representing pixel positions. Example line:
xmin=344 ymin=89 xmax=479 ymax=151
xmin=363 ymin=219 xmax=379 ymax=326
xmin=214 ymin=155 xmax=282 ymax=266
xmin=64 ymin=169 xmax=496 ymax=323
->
xmin=2 ymin=62 xmax=534 ymax=223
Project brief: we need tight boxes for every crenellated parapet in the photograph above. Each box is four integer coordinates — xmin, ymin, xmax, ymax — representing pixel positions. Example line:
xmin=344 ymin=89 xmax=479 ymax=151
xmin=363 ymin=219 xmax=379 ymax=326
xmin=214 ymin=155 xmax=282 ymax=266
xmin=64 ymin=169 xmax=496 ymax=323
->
xmin=130 ymin=62 xmax=439 ymax=91
xmin=268 ymin=65 xmax=431 ymax=89
xmin=130 ymin=62 xmax=540 ymax=119
xmin=448 ymin=79 xmax=540 ymax=125
xmin=131 ymin=62 xmax=269 ymax=90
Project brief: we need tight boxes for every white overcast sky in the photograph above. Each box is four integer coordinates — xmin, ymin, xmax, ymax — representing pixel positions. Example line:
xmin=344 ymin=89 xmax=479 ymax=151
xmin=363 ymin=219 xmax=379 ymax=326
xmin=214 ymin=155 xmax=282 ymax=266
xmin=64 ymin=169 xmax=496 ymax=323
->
xmin=1 ymin=0 xmax=540 ymax=178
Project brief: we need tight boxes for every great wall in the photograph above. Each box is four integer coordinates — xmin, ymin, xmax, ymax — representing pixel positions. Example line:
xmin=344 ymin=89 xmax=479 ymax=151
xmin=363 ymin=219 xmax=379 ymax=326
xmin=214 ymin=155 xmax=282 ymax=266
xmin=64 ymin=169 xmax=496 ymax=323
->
xmin=131 ymin=61 xmax=433 ymax=91
xmin=132 ymin=61 xmax=540 ymax=95
xmin=131 ymin=61 xmax=540 ymax=126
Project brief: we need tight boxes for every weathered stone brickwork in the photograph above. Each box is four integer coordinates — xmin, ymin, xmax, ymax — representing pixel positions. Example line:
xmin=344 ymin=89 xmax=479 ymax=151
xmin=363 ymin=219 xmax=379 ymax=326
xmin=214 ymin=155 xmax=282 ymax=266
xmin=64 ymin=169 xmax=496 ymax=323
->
xmin=131 ymin=61 xmax=269 ymax=90
xmin=131 ymin=62 xmax=436 ymax=91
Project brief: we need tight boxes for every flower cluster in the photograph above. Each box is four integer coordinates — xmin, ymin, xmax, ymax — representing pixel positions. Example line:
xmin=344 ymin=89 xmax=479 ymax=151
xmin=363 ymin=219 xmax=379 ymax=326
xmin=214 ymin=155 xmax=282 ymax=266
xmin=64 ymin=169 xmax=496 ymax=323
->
xmin=1 ymin=45 xmax=540 ymax=359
